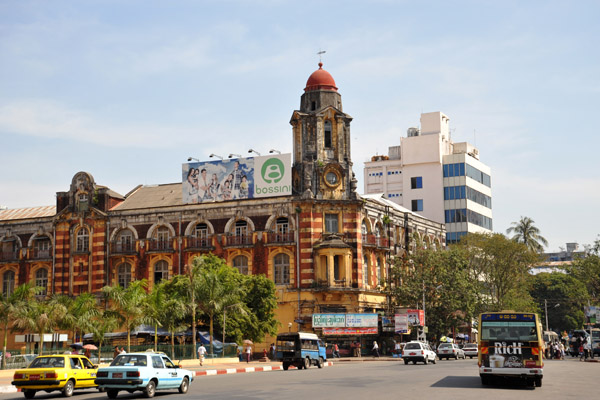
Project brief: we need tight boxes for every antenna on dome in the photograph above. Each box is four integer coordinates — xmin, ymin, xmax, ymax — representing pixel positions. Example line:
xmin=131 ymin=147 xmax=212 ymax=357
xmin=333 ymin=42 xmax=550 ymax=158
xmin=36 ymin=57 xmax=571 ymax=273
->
xmin=317 ymin=49 xmax=326 ymax=63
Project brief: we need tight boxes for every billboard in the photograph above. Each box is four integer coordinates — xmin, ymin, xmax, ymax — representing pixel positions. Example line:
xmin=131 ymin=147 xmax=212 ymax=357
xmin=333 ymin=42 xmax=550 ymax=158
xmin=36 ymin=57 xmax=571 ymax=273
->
xmin=312 ymin=313 xmax=378 ymax=328
xmin=182 ymin=154 xmax=291 ymax=204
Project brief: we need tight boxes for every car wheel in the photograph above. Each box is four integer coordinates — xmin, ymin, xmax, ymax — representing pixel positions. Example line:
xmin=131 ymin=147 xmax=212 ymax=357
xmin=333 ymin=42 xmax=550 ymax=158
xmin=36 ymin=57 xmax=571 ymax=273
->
xmin=178 ymin=377 xmax=189 ymax=394
xmin=423 ymin=357 xmax=428 ymax=365
xmin=404 ymin=359 xmax=409 ymax=365
xmin=62 ymin=380 xmax=74 ymax=397
xmin=481 ymin=375 xmax=491 ymax=386
xmin=535 ymin=377 xmax=542 ymax=387
xmin=283 ymin=362 xmax=289 ymax=370
xmin=432 ymin=356 xmax=436 ymax=364
xmin=143 ymin=380 xmax=156 ymax=398
xmin=304 ymin=357 xmax=310 ymax=369
xmin=412 ymin=360 xmax=417 ymax=364
xmin=23 ymin=390 xmax=36 ymax=399
xmin=317 ymin=357 xmax=324 ymax=368
xmin=107 ymin=390 xmax=119 ymax=399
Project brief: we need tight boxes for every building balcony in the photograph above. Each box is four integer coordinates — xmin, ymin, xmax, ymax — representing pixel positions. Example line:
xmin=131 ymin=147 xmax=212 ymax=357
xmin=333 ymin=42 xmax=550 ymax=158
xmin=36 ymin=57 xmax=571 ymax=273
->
xmin=376 ymin=237 xmax=390 ymax=248
xmin=362 ymin=234 xmax=377 ymax=247
xmin=0 ymin=250 xmax=19 ymax=262
xmin=145 ymin=239 xmax=174 ymax=252
xmin=266 ymin=231 xmax=295 ymax=245
xmin=224 ymin=234 xmax=253 ymax=247
xmin=31 ymin=248 xmax=52 ymax=259
xmin=184 ymin=236 xmax=214 ymax=250
xmin=110 ymin=242 xmax=137 ymax=254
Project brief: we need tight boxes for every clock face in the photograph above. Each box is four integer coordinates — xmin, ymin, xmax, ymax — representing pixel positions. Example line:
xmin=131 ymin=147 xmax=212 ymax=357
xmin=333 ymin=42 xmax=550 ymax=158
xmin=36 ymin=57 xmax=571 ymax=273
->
xmin=325 ymin=171 xmax=339 ymax=186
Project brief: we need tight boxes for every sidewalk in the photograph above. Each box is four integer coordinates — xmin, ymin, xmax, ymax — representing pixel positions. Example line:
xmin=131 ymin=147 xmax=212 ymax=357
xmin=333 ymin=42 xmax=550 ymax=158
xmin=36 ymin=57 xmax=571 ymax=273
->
xmin=1 ymin=356 xmax=395 ymax=393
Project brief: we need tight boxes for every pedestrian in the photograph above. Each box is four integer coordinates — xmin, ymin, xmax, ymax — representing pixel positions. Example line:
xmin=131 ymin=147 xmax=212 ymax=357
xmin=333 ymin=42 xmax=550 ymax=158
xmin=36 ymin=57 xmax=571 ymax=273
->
xmin=84 ymin=348 xmax=91 ymax=359
xmin=356 ymin=341 xmax=362 ymax=358
xmin=120 ymin=347 xmax=126 ymax=354
xmin=197 ymin=343 xmax=207 ymax=366
xmin=559 ymin=341 xmax=565 ymax=359
xmin=394 ymin=341 xmax=401 ymax=356
xmin=269 ymin=343 xmax=275 ymax=360
xmin=245 ymin=344 xmax=252 ymax=363
xmin=372 ymin=340 xmax=380 ymax=358
xmin=583 ymin=338 xmax=591 ymax=360
xmin=333 ymin=343 xmax=340 ymax=358
xmin=113 ymin=346 xmax=120 ymax=359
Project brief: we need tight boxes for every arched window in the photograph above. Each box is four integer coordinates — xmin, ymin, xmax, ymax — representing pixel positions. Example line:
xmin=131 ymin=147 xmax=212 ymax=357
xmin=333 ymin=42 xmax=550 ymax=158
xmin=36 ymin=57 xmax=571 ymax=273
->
xmin=376 ymin=258 xmax=383 ymax=286
xmin=34 ymin=237 xmax=51 ymax=258
xmin=194 ymin=223 xmax=209 ymax=246
xmin=233 ymin=255 xmax=248 ymax=275
xmin=274 ymin=253 xmax=290 ymax=285
xmin=117 ymin=263 xmax=132 ymax=288
xmin=116 ymin=229 xmax=133 ymax=252
xmin=361 ymin=221 xmax=368 ymax=236
xmin=232 ymin=220 xmax=250 ymax=245
xmin=363 ymin=254 xmax=369 ymax=287
xmin=155 ymin=226 xmax=170 ymax=250
xmin=275 ymin=217 xmax=289 ymax=242
xmin=76 ymin=227 xmax=89 ymax=252
xmin=2 ymin=270 xmax=15 ymax=296
xmin=35 ymin=268 xmax=48 ymax=295
xmin=324 ymin=120 xmax=332 ymax=148
xmin=154 ymin=260 xmax=169 ymax=284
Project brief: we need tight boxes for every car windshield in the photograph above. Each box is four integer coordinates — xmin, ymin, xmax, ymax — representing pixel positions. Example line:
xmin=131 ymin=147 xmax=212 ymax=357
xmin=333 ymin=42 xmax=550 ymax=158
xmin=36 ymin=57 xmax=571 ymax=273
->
xmin=404 ymin=343 xmax=421 ymax=350
xmin=110 ymin=355 xmax=148 ymax=367
xmin=30 ymin=357 xmax=64 ymax=368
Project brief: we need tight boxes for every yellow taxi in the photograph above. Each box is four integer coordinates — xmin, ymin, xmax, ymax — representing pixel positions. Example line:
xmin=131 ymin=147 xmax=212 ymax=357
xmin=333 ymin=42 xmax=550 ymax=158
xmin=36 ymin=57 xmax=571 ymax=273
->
xmin=11 ymin=354 xmax=99 ymax=398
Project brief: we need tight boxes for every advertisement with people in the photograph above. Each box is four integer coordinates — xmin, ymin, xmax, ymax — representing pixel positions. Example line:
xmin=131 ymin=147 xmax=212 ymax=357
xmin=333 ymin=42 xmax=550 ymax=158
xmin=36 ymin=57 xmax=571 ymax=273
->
xmin=182 ymin=154 xmax=291 ymax=204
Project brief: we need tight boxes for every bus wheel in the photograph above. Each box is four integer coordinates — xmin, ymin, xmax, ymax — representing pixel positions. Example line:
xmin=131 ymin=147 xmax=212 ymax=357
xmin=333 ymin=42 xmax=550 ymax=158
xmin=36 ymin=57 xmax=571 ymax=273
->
xmin=535 ymin=377 xmax=542 ymax=387
xmin=282 ymin=362 xmax=289 ymax=371
xmin=304 ymin=357 xmax=311 ymax=369
xmin=317 ymin=357 xmax=324 ymax=368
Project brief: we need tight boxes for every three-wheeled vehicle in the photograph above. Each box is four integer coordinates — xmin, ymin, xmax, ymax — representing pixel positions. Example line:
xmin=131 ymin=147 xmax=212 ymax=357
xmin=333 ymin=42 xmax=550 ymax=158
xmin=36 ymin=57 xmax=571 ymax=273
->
xmin=276 ymin=332 xmax=327 ymax=370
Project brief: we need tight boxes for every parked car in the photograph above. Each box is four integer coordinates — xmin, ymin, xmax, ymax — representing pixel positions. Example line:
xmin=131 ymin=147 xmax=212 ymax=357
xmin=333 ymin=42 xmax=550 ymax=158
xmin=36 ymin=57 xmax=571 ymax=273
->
xmin=95 ymin=351 xmax=193 ymax=398
xmin=462 ymin=343 xmax=478 ymax=359
xmin=5 ymin=354 xmax=37 ymax=370
xmin=402 ymin=341 xmax=436 ymax=365
xmin=11 ymin=354 xmax=99 ymax=398
xmin=437 ymin=343 xmax=466 ymax=360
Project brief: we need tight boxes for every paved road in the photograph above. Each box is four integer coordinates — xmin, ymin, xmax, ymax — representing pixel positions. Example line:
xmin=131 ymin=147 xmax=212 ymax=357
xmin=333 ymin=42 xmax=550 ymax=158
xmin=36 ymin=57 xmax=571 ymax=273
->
xmin=0 ymin=357 xmax=596 ymax=400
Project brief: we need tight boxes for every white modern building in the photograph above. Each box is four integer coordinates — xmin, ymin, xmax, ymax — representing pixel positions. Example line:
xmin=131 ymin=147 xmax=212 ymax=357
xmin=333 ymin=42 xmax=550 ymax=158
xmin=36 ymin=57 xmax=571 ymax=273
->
xmin=364 ymin=111 xmax=492 ymax=244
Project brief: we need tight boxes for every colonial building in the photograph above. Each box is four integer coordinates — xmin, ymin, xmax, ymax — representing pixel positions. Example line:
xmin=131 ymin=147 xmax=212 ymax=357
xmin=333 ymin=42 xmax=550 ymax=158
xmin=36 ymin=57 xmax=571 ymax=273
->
xmin=0 ymin=62 xmax=445 ymax=351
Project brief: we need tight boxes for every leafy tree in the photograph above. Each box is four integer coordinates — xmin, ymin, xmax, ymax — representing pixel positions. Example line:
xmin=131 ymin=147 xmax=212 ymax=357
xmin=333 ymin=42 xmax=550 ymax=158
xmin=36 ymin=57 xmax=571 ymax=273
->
xmin=567 ymin=254 xmax=600 ymax=299
xmin=457 ymin=233 xmax=538 ymax=312
xmin=390 ymin=244 xmax=478 ymax=341
xmin=142 ymin=282 xmax=166 ymax=351
xmin=528 ymin=272 xmax=588 ymax=332
xmin=506 ymin=216 xmax=548 ymax=253
xmin=12 ymin=295 xmax=67 ymax=355
xmin=157 ymin=278 xmax=188 ymax=360
xmin=0 ymin=283 xmax=38 ymax=368
xmin=53 ymin=293 xmax=100 ymax=344
xmin=102 ymin=280 xmax=148 ymax=352
xmin=89 ymin=310 xmax=119 ymax=363
xmin=237 ymin=273 xmax=279 ymax=343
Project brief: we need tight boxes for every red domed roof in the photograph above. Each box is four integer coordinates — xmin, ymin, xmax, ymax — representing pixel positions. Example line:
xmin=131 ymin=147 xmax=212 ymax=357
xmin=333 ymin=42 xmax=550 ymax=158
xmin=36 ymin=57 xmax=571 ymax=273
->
xmin=305 ymin=62 xmax=338 ymax=92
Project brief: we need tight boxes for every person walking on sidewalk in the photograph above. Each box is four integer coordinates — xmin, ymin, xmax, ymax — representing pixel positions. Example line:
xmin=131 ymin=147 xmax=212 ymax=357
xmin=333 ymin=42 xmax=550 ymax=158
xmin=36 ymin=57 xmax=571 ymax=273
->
xmin=372 ymin=341 xmax=380 ymax=358
xmin=245 ymin=345 xmax=252 ymax=363
xmin=197 ymin=343 xmax=207 ymax=366
xmin=333 ymin=343 xmax=340 ymax=358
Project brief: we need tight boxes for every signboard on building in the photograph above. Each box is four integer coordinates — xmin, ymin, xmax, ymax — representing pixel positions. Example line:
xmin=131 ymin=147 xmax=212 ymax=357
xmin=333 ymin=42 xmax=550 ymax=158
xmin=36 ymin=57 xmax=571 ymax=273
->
xmin=312 ymin=313 xmax=378 ymax=329
xmin=395 ymin=314 xmax=409 ymax=334
xmin=16 ymin=333 xmax=68 ymax=343
xmin=182 ymin=154 xmax=291 ymax=204
xmin=323 ymin=327 xmax=378 ymax=335
xmin=407 ymin=309 xmax=425 ymax=326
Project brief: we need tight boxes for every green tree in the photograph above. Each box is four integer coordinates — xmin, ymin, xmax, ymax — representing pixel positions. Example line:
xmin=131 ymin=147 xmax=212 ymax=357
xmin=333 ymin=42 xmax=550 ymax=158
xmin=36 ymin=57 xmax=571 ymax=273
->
xmin=194 ymin=254 xmax=243 ymax=355
xmin=506 ymin=216 xmax=548 ymax=253
xmin=102 ymin=280 xmax=148 ymax=352
xmin=0 ymin=283 xmax=38 ymax=368
xmin=528 ymin=272 xmax=588 ymax=332
xmin=53 ymin=293 xmax=100 ymax=344
xmin=390 ymin=244 xmax=477 ymax=341
xmin=237 ymin=273 xmax=279 ymax=343
xmin=157 ymin=279 xmax=188 ymax=360
xmin=89 ymin=310 xmax=119 ymax=363
xmin=12 ymin=295 xmax=67 ymax=355
xmin=458 ymin=233 xmax=538 ymax=312
xmin=142 ymin=282 xmax=166 ymax=352
xmin=567 ymin=254 xmax=600 ymax=299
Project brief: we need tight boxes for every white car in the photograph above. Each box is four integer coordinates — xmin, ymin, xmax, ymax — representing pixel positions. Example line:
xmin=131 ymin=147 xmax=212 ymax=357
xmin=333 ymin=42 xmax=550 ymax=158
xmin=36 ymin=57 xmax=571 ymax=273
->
xmin=463 ymin=343 xmax=478 ymax=359
xmin=402 ymin=341 xmax=436 ymax=365
xmin=437 ymin=343 xmax=466 ymax=360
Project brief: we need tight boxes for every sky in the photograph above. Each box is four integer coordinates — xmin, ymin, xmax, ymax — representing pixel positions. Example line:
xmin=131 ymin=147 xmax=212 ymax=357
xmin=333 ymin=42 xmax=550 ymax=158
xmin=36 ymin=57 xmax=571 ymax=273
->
xmin=1 ymin=0 xmax=599 ymax=252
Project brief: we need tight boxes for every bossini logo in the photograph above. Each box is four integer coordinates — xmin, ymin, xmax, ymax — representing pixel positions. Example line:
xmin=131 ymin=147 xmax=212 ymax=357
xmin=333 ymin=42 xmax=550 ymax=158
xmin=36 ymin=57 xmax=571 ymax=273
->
xmin=256 ymin=157 xmax=291 ymax=195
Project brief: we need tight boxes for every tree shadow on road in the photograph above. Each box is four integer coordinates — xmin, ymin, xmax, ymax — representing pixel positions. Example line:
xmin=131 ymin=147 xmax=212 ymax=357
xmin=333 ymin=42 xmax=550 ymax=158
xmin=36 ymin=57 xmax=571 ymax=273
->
xmin=431 ymin=376 xmax=535 ymax=390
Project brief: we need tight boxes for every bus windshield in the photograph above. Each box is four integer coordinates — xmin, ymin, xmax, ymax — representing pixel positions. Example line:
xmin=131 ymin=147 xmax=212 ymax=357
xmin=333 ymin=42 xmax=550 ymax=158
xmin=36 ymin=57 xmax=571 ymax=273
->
xmin=481 ymin=321 xmax=538 ymax=342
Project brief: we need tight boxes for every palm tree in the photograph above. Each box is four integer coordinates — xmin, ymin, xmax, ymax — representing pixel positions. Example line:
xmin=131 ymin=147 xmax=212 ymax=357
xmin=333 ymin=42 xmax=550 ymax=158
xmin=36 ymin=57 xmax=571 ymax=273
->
xmin=142 ymin=281 xmax=166 ymax=352
xmin=506 ymin=216 xmax=548 ymax=253
xmin=89 ymin=310 xmax=119 ymax=364
xmin=0 ymin=283 xmax=38 ymax=368
xmin=102 ymin=280 xmax=148 ymax=352
xmin=12 ymin=296 xmax=67 ymax=355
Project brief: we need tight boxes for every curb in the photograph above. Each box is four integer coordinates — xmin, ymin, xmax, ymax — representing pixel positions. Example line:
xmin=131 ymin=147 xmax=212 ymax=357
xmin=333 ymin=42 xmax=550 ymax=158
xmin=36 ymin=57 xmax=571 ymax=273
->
xmin=0 ymin=361 xmax=335 ymax=393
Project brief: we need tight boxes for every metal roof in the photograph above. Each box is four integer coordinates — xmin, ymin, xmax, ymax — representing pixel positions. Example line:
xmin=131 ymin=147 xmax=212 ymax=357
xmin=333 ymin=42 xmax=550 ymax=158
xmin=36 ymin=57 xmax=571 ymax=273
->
xmin=0 ymin=205 xmax=56 ymax=221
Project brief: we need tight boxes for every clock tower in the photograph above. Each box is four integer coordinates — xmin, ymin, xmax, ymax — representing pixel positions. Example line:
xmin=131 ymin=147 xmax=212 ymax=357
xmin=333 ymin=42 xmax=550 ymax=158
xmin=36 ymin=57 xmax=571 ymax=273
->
xmin=290 ymin=62 xmax=357 ymax=200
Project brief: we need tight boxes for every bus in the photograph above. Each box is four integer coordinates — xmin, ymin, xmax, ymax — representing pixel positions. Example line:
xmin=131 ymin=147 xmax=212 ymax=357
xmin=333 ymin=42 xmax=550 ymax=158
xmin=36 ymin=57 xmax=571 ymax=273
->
xmin=275 ymin=332 xmax=327 ymax=370
xmin=478 ymin=312 xmax=544 ymax=388
xmin=542 ymin=330 xmax=559 ymax=358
